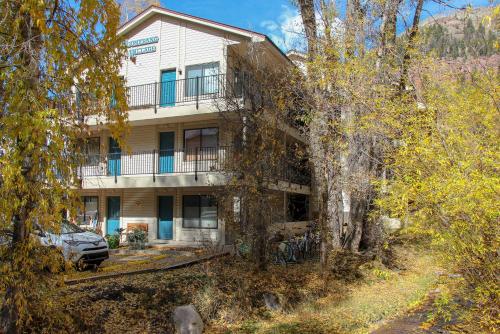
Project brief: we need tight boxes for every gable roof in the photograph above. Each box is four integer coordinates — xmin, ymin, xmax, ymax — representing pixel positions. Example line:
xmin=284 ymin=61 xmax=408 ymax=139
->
xmin=119 ymin=5 xmax=290 ymax=63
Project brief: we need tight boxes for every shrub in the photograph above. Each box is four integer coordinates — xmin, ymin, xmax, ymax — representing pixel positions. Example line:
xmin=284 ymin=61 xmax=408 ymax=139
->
xmin=329 ymin=249 xmax=375 ymax=281
xmin=106 ymin=234 xmax=120 ymax=249
xmin=377 ymin=65 xmax=499 ymax=331
xmin=126 ymin=228 xmax=148 ymax=250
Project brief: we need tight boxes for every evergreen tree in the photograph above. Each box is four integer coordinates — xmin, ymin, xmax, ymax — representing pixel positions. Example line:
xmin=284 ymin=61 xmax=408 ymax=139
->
xmin=421 ymin=14 xmax=498 ymax=59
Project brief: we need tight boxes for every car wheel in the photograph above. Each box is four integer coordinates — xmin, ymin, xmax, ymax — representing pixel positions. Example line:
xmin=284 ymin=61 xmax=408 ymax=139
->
xmin=75 ymin=259 xmax=86 ymax=271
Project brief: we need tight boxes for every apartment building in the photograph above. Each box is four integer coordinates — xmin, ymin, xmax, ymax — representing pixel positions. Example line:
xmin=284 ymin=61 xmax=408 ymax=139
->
xmin=77 ymin=6 xmax=311 ymax=246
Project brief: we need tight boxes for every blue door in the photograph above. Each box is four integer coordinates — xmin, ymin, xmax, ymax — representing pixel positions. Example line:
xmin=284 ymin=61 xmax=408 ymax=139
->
xmin=158 ymin=196 xmax=174 ymax=240
xmin=108 ymin=137 xmax=121 ymax=176
xmin=159 ymin=132 xmax=174 ymax=173
xmin=160 ymin=70 xmax=176 ymax=107
xmin=107 ymin=196 xmax=120 ymax=235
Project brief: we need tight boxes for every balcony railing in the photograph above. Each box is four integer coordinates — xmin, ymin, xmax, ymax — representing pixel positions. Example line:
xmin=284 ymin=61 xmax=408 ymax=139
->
xmin=78 ymin=146 xmax=311 ymax=186
xmin=126 ymin=74 xmax=233 ymax=110
xmin=78 ymin=146 xmax=231 ymax=179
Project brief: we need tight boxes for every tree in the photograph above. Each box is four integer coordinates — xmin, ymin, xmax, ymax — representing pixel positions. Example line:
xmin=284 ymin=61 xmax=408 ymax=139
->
xmin=119 ymin=0 xmax=160 ymax=23
xmin=215 ymin=45 xmax=303 ymax=270
xmin=291 ymin=0 xmax=433 ymax=258
xmin=399 ymin=0 xmax=424 ymax=90
xmin=0 ymin=0 xmax=127 ymax=332
xmin=376 ymin=60 xmax=499 ymax=332
xmin=293 ymin=0 xmax=344 ymax=269
xmin=292 ymin=0 xmax=397 ymax=265
xmin=293 ymin=0 xmax=498 ymax=328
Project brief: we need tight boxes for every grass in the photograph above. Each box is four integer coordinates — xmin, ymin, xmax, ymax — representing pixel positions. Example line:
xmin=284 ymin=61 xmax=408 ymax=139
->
xmin=39 ymin=245 xmax=441 ymax=333
xmin=220 ymin=247 xmax=440 ymax=334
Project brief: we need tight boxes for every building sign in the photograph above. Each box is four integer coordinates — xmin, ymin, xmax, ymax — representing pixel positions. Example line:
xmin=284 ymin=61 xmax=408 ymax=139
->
xmin=129 ymin=46 xmax=156 ymax=57
xmin=127 ymin=36 xmax=159 ymax=57
xmin=126 ymin=36 xmax=159 ymax=48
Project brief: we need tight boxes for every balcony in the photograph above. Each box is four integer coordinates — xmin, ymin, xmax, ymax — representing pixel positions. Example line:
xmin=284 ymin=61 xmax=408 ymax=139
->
xmin=78 ymin=146 xmax=310 ymax=187
xmin=125 ymin=73 xmax=242 ymax=111
xmin=79 ymin=146 xmax=230 ymax=179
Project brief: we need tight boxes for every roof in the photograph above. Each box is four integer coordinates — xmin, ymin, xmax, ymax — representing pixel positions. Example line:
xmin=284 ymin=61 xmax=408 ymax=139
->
xmin=119 ymin=5 xmax=290 ymax=63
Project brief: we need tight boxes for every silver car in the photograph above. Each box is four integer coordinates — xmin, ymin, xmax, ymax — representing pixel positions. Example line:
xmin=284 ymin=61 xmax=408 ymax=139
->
xmin=38 ymin=221 xmax=109 ymax=267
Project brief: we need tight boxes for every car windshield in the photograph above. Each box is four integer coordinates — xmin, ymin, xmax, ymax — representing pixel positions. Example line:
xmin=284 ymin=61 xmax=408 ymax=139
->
xmin=60 ymin=221 xmax=84 ymax=234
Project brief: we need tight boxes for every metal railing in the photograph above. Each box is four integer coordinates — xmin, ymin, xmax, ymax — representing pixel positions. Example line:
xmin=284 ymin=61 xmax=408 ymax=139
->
xmin=78 ymin=146 xmax=231 ymax=179
xmin=283 ymin=164 xmax=311 ymax=186
xmin=78 ymin=146 xmax=311 ymax=186
xmin=126 ymin=74 xmax=229 ymax=110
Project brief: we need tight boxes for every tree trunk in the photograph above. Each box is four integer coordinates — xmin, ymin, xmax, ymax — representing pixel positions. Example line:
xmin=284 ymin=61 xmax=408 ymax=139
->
xmin=376 ymin=0 xmax=400 ymax=71
xmin=346 ymin=0 xmax=365 ymax=56
xmin=254 ymin=192 xmax=268 ymax=271
xmin=1 ymin=7 xmax=40 ymax=333
xmin=297 ymin=0 xmax=318 ymax=61
xmin=297 ymin=0 xmax=346 ymax=266
xmin=400 ymin=0 xmax=424 ymax=90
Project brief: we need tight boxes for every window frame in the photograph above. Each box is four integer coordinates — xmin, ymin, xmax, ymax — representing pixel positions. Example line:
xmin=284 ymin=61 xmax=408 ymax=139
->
xmin=83 ymin=137 xmax=100 ymax=165
xmin=185 ymin=62 xmax=220 ymax=97
xmin=183 ymin=127 xmax=219 ymax=161
xmin=287 ymin=194 xmax=310 ymax=222
xmin=182 ymin=195 xmax=218 ymax=229
xmin=78 ymin=196 xmax=99 ymax=225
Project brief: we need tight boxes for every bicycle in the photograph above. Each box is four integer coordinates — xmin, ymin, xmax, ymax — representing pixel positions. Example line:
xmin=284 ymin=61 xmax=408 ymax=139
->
xmin=271 ymin=223 xmax=321 ymax=265
xmin=271 ymin=234 xmax=296 ymax=265
xmin=296 ymin=223 xmax=320 ymax=260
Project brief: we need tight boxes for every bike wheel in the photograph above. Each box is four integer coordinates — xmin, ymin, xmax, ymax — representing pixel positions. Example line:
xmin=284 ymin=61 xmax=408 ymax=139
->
xmin=284 ymin=243 xmax=294 ymax=263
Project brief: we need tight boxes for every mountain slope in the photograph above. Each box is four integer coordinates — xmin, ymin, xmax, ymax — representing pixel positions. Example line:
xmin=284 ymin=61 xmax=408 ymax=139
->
xmin=420 ymin=7 xmax=498 ymax=59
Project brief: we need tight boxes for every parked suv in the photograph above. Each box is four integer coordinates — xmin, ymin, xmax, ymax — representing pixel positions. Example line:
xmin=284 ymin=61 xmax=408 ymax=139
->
xmin=38 ymin=221 xmax=109 ymax=267
xmin=0 ymin=220 xmax=109 ymax=268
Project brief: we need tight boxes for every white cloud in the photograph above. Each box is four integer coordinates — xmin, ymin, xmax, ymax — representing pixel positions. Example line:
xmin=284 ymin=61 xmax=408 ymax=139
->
xmin=262 ymin=5 xmax=305 ymax=52
xmin=261 ymin=5 xmax=344 ymax=53
xmin=260 ymin=20 xmax=279 ymax=32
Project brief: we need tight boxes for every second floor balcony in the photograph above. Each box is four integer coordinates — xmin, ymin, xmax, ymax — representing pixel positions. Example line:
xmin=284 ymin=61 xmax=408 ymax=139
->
xmin=78 ymin=146 xmax=310 ymax=187
xmin=124 ymin=73 xmax=242 ymax=111
xmin=79 ymin=146 xmax=229 ymax=178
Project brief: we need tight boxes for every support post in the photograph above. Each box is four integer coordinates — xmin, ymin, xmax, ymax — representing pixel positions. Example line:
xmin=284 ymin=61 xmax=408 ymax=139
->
xmin=154 ymin=82 xmax=157 ymax=114
xmin=196 ymin=76 xmax=199 ymax=110
xmin=114 ymin=154 xmax=117 ymax=184
xmin=152 ymin=149 xmax=156 ymax=182
xmin=195 ymin=147 xmax=198 ymax=181
xmin=283 ymin=191 xmax=287 ymax=227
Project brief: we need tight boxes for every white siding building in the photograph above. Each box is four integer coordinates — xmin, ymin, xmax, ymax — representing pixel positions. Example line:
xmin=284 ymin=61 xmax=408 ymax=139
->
xmin=78 ymin=6 xmax=311 ymax=246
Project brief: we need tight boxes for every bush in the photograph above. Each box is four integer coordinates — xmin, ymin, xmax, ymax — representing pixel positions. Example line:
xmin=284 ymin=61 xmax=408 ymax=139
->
xmin=329 ymin=249 xmax=375 ymax=281
xmin=235 ymin=239 xmax=251 ymax=259
xmin=106 ymin=234 xmax=120 ymax=249
xmin=126 ymin=228 xmax=148 ymax=250
xmin=377 ymin=65 xmax=499 ymax=331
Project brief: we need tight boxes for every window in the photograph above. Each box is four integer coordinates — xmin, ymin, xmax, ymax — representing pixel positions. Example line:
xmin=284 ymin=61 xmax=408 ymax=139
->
xmin=184 ymin=128 xmax=218 ymax=161
xmin=83 ymin=137 xmax=100 ymax=165
xmin=182 ymin=195 xmax=218 ymax=229
xmin=232 ymin=68 xmax=248 ymax=97
xmin=287 ymin=194 xmax=309 ymax=222
xmin=77 ymin=196 xmax=99 ymax=225
xmin=185 ymin=62 xmax=220 ymax=96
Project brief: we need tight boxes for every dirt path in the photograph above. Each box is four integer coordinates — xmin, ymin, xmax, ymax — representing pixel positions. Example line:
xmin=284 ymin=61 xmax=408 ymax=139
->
xmin=371 ymin=291 xmax=440 ymax=334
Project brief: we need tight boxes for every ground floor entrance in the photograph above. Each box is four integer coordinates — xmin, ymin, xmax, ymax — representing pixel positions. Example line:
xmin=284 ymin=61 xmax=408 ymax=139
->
xmin=106 ymin=196 xmax=120 ymax=235
xmin=158 ymin=196 xmax=174 ymax=240
xmin=78 ymin=188 xmax=310 ymax=246
xmin=78 ymin=188 xmax=224 ymax=246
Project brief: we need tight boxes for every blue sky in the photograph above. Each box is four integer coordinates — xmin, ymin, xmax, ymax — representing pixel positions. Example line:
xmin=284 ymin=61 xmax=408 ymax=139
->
xmin=160 ymin=0 xmax=497 ymax=51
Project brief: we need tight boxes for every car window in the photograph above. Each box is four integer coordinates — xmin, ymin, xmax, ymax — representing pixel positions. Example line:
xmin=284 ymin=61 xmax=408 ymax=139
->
xmin=61 ymin=221 xmax=84 ymax=234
